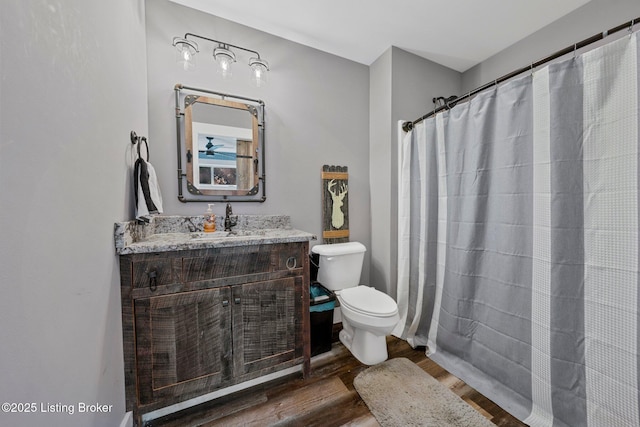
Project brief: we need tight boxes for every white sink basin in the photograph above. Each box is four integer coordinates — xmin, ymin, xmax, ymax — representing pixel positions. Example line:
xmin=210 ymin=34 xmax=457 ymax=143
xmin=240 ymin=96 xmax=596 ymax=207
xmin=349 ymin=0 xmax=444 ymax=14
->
xmin=189 ymin=230 xmax=268 ymax=240
xmin=190 ymin=231 xmax=230 ymax=240
xmin=227 ymin=229 xmax=267 ymax=237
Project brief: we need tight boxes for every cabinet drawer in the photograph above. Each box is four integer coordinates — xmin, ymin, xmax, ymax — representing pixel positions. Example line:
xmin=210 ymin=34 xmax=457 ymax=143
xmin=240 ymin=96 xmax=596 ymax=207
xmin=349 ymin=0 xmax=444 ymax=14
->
xmin=131 ymin=257 xmax=177 ymax=289
xmin=182 ymin=245 xmax=273 ymax=282
xmin=271 ymin=243 xmax=306 ymax=272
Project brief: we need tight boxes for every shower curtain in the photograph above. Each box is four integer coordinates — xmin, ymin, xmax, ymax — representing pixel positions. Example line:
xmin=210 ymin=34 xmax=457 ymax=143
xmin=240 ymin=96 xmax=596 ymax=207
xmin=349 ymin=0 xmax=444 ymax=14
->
xmin=394 ymin=31 xmax=640 ymax=427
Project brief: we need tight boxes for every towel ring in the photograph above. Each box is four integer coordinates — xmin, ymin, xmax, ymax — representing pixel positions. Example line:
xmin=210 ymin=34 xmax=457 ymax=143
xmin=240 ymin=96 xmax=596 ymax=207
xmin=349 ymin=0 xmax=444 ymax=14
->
xmin=137 ymin=137 xmax=149 ymax=161
xmin=131 ymin=130 xmax=150 ymax=161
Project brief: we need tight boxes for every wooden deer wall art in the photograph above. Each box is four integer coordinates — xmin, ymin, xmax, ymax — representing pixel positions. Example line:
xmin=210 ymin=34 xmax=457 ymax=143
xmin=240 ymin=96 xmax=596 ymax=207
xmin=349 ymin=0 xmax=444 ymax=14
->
xmin=321 ymin=165 xmax=349 ymax=243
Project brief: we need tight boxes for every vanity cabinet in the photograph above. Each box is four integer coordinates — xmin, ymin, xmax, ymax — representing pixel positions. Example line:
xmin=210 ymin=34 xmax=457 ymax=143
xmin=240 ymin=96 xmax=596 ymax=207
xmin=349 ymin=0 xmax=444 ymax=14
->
xmin=119 ymin=242 xmax=310 ymax=425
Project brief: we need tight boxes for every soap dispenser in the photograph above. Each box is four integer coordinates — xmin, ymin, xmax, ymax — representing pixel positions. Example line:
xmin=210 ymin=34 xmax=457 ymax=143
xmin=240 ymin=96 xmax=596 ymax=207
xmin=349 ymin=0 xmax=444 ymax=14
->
xmin=204 ymin=203 xmax=216 ymax=232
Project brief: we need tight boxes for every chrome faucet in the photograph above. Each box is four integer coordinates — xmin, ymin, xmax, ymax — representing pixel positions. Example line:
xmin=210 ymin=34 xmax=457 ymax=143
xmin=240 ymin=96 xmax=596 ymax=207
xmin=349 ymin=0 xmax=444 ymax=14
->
xmin=224 ymin=203 xmax=238 ymax=232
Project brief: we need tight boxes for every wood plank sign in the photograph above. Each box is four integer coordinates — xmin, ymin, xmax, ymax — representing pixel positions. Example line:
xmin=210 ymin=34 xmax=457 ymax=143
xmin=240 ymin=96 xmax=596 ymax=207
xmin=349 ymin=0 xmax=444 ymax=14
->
xmin=322 ymin=165 xmax=349 ymax=243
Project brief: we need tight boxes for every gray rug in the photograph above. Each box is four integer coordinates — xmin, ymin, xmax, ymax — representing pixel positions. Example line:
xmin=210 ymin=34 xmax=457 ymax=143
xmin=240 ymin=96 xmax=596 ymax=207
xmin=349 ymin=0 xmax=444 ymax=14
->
xmin=353 ymin=357 xmax=495 ymax=427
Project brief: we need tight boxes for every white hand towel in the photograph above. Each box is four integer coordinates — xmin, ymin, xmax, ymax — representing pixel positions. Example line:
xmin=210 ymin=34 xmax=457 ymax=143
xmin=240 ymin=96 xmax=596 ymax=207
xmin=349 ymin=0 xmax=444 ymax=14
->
xmin=135 ymin=158 xmax=163 ymax=221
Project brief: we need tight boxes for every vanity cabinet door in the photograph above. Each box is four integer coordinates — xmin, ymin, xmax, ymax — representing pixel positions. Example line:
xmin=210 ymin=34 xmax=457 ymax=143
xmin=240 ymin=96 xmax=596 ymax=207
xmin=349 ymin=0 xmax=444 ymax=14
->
xmin=232 ymin=276 xmax=304 ymax=378
xmin=134 ymin=287 xmax=232 ymax=406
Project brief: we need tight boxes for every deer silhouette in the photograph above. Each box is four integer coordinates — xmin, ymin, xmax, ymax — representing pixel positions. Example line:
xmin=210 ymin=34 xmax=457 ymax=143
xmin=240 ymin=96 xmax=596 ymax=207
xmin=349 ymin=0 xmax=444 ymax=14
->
xmin=328 ymin=179 xmax=348 ymax=229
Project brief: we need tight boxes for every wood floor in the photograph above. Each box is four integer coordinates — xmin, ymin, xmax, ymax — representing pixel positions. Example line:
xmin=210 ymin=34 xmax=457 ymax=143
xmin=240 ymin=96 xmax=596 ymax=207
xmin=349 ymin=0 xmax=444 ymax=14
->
xmin=149 ymin=331 xmax=528 ymax=427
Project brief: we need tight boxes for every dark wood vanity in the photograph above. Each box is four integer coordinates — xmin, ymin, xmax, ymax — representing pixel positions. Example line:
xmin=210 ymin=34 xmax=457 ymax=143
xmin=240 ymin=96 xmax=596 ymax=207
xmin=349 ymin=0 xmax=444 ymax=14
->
xmin=115 ymin=217 xmax=312 ymax=426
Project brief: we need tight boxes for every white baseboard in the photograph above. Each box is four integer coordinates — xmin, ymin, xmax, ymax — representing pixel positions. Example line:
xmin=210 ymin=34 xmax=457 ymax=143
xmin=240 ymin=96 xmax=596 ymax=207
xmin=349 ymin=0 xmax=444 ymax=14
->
xmin=142 ymin=365 xmax=302 ymax=424
xmin=119 ymin=411 xmax=133 ymax=427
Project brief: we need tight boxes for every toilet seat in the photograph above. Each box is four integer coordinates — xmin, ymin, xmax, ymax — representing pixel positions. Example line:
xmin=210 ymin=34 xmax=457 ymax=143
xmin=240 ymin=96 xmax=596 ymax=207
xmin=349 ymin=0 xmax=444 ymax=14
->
xmin=339 ymin=286 xmax=398 ymax=317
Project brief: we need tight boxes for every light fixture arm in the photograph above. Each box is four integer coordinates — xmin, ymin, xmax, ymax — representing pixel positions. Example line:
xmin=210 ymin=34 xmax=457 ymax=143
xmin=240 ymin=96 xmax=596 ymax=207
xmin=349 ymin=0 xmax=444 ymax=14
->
xmin=183 ymin=33 xmax=263 ymax=60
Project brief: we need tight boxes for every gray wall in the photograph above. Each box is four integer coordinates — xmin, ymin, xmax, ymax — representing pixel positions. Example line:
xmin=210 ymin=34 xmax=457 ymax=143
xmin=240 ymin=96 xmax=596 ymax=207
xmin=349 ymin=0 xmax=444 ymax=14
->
xmin=369 ymin=48 xmax=393 ymax=294
xmin=463 ymin=0 xmax=640 ymax=92
xmin=370 ymin=47 xmax=461 ymax=295
xmin=146 ymin=0 xmax=372 ymax=282
xmin=0 ymin=1 xmax=148 ymax=426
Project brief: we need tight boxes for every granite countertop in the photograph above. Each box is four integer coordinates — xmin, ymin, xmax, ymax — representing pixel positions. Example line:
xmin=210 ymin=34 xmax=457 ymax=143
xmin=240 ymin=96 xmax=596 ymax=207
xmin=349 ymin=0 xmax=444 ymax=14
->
xmin=114 ymin=215 xmax=316 ymax=255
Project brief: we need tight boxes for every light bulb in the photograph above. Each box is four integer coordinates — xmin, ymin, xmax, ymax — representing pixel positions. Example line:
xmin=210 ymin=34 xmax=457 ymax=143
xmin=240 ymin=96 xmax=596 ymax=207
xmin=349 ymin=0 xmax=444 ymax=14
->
xmin=214 ymin=46 xmax=236 ymax=79
xmin=249 ymin=57 xmax=269 ymax=87
xmin=253 ymin=67 xmax=265 ymax=87
xmin=220 ymin=58 xmax=232 ymax=76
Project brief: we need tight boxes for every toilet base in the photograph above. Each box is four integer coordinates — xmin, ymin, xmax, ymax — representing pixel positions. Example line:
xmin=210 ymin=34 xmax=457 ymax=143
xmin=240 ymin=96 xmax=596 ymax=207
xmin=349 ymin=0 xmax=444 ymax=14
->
xmin=339 ymin=324 xmax=389 ymax=366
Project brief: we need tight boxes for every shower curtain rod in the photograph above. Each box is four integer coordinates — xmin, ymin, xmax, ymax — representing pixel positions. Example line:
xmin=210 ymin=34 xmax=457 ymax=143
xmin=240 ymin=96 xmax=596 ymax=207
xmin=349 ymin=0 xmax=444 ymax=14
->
xmin=402 ymin=16 xmax=640 ymax=132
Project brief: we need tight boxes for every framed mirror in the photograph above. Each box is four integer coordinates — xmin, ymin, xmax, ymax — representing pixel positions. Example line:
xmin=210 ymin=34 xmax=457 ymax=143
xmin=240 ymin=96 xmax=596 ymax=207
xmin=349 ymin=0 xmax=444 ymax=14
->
xmin=175 ymin=84 xmax=265 ymax=202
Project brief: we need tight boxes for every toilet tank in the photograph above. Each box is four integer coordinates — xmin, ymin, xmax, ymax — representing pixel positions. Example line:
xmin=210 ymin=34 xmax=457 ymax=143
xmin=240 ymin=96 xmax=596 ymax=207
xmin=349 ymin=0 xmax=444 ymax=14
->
xmin=311 ymin=242 xmax=366 ymax=291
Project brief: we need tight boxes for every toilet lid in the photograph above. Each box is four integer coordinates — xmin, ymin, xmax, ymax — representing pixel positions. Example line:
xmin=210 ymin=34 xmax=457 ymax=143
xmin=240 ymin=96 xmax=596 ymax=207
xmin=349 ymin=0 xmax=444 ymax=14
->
xmin=339 ymin=286 xmax=397 ymax=317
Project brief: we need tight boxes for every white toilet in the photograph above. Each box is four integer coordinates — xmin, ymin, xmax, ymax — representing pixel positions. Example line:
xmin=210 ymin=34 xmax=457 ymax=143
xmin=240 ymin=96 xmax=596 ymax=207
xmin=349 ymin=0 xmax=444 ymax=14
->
xmin=312 ymin=242 xmax=399 ymax=365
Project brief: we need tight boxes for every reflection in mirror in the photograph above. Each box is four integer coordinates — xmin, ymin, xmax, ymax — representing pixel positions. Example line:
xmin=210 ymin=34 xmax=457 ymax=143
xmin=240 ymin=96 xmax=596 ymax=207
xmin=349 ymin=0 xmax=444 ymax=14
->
xmin=175 ymin=84 xmax=265 ymax=202
xmin=188 ymin=98 xmax=256 ymax=193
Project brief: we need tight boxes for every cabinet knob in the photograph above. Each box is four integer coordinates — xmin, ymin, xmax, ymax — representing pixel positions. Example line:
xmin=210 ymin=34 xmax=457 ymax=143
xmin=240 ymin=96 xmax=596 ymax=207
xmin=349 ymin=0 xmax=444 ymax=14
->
xmin=234 ymin=298 xmax=241 ymax=305
xmin=222 ymin=300 xmax=229 ymax=307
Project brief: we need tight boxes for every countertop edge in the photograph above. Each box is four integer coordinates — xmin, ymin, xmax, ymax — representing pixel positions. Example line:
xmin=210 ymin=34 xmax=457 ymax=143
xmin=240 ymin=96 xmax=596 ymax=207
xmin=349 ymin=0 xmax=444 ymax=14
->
xmin=116 ymin=230 xmax=317 ymax=255
xmin=114 ymin=215 xmax=316 ymax=255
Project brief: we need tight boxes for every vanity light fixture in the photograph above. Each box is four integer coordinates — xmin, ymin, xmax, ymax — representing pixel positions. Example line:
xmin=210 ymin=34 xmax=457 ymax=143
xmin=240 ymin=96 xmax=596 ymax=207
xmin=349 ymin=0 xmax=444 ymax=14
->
xmin=173 ymin=33 xmax=269 ymax=86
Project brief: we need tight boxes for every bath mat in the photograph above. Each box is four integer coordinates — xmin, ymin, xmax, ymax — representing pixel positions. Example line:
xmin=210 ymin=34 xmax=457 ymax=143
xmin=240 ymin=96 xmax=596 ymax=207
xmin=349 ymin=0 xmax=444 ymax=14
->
xmin=353 ymin=357 xmax=495 ymax=427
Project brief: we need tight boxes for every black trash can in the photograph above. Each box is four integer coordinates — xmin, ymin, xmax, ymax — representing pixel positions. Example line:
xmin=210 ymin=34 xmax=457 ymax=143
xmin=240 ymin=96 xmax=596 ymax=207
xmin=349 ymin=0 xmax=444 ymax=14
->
xmin=310 ymin=281 xmax=336 ymax=356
